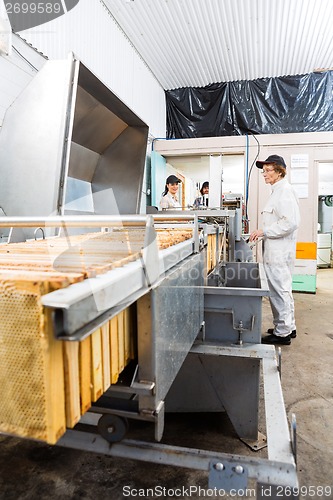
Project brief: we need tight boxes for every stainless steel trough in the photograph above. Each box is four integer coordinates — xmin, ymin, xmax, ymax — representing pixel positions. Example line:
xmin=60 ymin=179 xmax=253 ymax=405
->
xmin=205 ymin=262 xmax=270 ymax=344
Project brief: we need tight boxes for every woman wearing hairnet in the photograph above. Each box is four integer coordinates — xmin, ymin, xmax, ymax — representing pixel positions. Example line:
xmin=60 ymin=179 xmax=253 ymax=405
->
xmin=249 ymin=155 xmax=300 ymax=345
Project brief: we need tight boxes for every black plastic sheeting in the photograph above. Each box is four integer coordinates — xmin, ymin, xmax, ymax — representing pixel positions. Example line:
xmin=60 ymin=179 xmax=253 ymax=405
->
xmin=166 ymin=71 xmax=333 ymax=138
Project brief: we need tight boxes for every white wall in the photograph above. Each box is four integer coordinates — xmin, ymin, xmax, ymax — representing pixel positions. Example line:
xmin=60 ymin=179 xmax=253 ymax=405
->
xmin=0 ymin=34 xmax=46 ymax=127
xmin=19 ymin=0 xmax=166 ymax=138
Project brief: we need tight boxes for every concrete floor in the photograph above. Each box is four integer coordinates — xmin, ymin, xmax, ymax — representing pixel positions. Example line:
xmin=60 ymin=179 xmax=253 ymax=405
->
xmin=0 ymin=268 xmax=332 ymax=500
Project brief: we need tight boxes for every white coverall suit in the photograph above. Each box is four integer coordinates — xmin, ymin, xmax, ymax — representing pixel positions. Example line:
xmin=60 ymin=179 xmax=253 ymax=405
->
xmin=262 ymin=177 xmax=300 ymax=337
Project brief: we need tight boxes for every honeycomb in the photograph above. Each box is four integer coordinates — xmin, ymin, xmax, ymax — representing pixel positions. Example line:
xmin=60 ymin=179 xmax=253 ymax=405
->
xmin=0 ymin=276 xmax=136 ymax=444
xmin=0 ymin=228 xmax=191 ymax=443
xmin=0 ymin=280 xmax=65 ymax=443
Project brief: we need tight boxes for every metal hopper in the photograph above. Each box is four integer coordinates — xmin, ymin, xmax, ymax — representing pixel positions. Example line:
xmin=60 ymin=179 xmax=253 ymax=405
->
xmin=0 ymin=54 xmax=148 ymax=239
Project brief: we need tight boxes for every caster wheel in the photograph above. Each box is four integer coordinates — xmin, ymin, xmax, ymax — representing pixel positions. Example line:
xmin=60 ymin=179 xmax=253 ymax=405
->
xmin=97 ymin=414 xmax=129 ymax=443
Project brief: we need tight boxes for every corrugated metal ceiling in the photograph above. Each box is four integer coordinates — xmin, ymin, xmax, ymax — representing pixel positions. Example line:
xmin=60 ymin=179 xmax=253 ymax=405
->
xmin=103 ymin=0 xmax=333 ymax=90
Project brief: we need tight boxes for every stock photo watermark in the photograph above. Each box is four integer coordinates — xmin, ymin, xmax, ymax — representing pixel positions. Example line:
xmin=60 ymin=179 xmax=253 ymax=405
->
xmin=122 ymin=485 xmax=257 ymax=498
xmin=122 ymin=484 xmax=333 ymax=498
xmin=4 ymin=0 xmax=80 ymax=31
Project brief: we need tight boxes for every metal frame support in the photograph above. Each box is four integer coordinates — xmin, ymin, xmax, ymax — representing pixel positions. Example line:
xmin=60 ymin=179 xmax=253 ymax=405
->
xmin=290 ymin=413 xmax=297 ymax=466
xmin=57 ymin=343 xmax=298 ymax=494
xmin=209 ymin=460 xmax=248 ymax=490
xmin=58 ymin=431 xmax=297 ymax=492
xmin=278 ymin=347 xmax=282 ymax=379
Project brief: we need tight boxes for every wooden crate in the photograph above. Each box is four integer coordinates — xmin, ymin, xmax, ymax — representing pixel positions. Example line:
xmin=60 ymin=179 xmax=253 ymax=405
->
xmin=0 ymin=227 xmax=191 ymax=443
xmin=0 ymin=277 xmax=68 ymax=444
xmin=63 ymin=307 xmax=136 ymax=429
xmin=0 ymin=272 xmax=136 ymax=443
xmin=0 ymin=230 xmax=141 ymax=443
xmin=206 ymin=233 xmax=224 ymax=273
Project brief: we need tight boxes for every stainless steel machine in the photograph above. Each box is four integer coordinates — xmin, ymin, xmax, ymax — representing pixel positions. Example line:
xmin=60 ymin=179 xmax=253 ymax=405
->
xmin=0 ymin=55 xmax=298 ymax=497
xmin=0 ymin=53 xmax=148 ymax=240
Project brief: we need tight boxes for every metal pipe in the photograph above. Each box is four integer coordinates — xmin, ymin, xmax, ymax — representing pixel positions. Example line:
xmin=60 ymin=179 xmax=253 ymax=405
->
xmin=0 ymin=214 xmax=197 ymax=228
xmin=223 ymin=219 xmax=227 ymax=262
xmin=215 ymin=225 xmax=220 ymax=269
xmin=0 ymin=215 xmax=150 ymax=228
xmin=153 ymin=214 xmax=196 ymax=222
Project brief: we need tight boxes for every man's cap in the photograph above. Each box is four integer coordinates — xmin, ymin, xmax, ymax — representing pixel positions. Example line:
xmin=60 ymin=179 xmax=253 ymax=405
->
xmin=256 ymin=155 xmax=287 ymax=169
xmin=202 ymin=181 xmax=209 ymax=188
xmin=166 ymin=174 xmax=181 ymax=184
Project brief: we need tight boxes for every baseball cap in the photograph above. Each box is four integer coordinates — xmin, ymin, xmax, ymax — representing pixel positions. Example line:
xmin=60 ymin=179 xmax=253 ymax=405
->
xmin=166 ymin=175 xmax=181 ymax=184
xmin=256 ymin=155 xmax=287 ymax=169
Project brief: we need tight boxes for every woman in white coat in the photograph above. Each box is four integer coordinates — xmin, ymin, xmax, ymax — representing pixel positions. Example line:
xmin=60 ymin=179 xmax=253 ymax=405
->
xmin=250 ymin=155 xmax=300 ymax=345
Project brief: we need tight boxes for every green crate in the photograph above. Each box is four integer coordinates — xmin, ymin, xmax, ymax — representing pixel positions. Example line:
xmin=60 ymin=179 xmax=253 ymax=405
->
xmin=292 ymin=274 xmax=316 ymax=293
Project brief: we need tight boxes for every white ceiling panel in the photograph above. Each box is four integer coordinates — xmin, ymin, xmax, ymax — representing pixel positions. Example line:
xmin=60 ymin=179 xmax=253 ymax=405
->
xmin=103 ymin=0 xmax=333 ymax=89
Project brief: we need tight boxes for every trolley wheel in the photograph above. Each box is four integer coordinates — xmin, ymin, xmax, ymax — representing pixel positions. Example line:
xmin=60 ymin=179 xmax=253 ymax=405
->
xmin=97 ymin=414 xmax=129 ymax=443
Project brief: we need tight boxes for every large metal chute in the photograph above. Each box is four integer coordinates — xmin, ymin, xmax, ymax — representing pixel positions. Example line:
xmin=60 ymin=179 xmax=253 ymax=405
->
xmin=0 ymin=54 xmax=148 ymax=239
